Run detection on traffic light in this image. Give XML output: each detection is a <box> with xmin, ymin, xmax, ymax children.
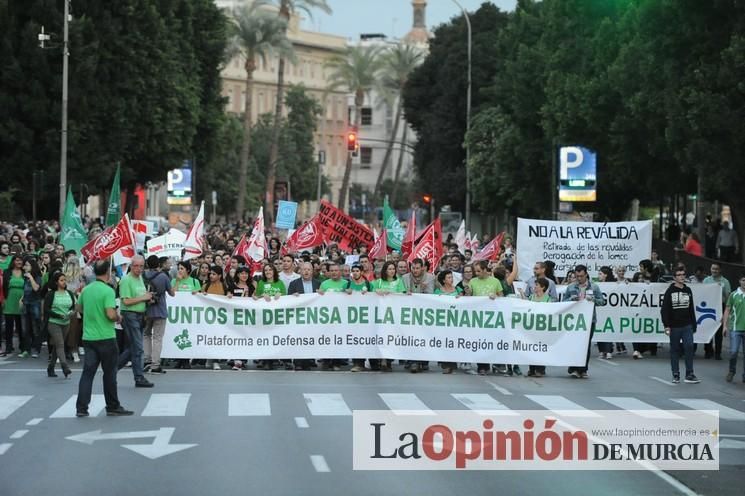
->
<box><xmin>422</xmin><ymin>194</ymin><xmax>432</xmax><ymax>205</ymax></box>
<box><xmin>346</xmin><ymin>130</ymin><xmax>358</xmax><ymax>152</ymax></box>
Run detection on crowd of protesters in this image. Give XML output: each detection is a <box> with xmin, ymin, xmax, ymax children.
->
<box><xmin>0</xmin><ymin>218</ymin><xmax>743</xmax><ymax>386</ymax></box>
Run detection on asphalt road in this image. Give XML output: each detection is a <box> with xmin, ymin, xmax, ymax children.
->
<box><xmin>0</xmin><ymin>349</ymin><xmax>743</xmax><ymax>496</ymax></box>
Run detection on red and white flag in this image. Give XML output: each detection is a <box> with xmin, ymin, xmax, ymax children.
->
<box><xmin>245</xmin><ymin>207</ymin><xmax>268</xmax><ymax>263</ymax></box>
<box><xmin>472</xmin><ymin>232</ymin><xmax>506</xmax><ymax>262</ymax></box>
<box><xmin>401</xmin><ymin>210</ymin><xmax>417</xmax><ymax>258</ymax></box>
<box><xmin>81</xmin><ymin>214</ymin><xmax>135</xmax><ymax>263</ymax></box>
<box><xmin>471</xmin><ymin>233</ymin><xmax>480</xmax><ymax>251</ymax></box>
<box><xmin>183</xmin><ymin>201</ymin><xmax>206</xmax><ymax>260</ymax></box>
<box><xmin>407</xmin><ymin>218</ymin><xmax>443</xmax><ymax>273</ymax></box>
<box><xmin>464</xmin><ymin>231</ymin><xmax>472</xmax><ymax>251</ymax></box>
<box><xmin>282</xmin><ymin>215</ymin><xmax>324</xmax><ymax>255</ymax></box>
<box><xmin>454</xmin><ymin>220</ymin><xmax>467</xmax><ymax>254</ymax></box>
<box><xmin>369</xmin><ymin>228</ymin><xmax>388</xmax><ymax>261</ymax></box>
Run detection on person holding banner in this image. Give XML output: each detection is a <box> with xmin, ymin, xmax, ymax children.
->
<box><xmin>470</xmin><ymin>260</ymin><xmax>504</xmax><ymax>375</ymax></box>
<box><xmin>172</xmin><ymin>261</ymin><xmax>200</xmax><ymax>370</ymax></box>
<box><xmin>318</xmin><ymin>263</ymin><xmax>349</xmax><ymax>371</ymax></box>
<box><xmin>527</xmin><ymin>277</ymin><xmax>553</xmax><ymax>377</ymax></box>
<box><xmin>703</xmin><ymin>263</ymin><xmax>731</xmax><ymax>360</ymax></box>
<box><xmin>373</xmin><ymin>261</ymin><xmax>407</xmax><ymax>371</ymax></box>
<box><xmin>435</xmin><ymin>270</ymin><xmax>462</xmax><ymax>374</ymax></box>
<box><xmin>254</xmin><ymin>264</ymin><xmax>286</xmax><ymax>370</ymax></box>
<box><xmin>661</xmin><ymin>267</ymin><xmax>700</xmax><ymax>384</ymax></box>
<box><xmin>724</xmin><ymin>275</ymin><xmax>745</xmax><ymax>383</ymax></box>
<box><xmin>403</xmin><ymin>258</ymin><xmax>436</xmax><ymax>373</ymax></box>
<box><xmin>288</xmin><ymin>262</ymin><xmax>321</xmax><ymax>371</ymax></box>
<box><xmin>564</xmin><ymin>264</ymin><xmax>606</xmax><ymax>379</ymax></box>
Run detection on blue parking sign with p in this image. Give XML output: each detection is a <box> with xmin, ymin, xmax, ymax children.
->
<box><xmin>559</xmin><ymin>146</ymin><xmax>597</xmax><ymax>202</ymax></box>
<box><xmin>276</xmin><ymin>200</ymin><xmax>298</xmax><ymax>229</ymax></box>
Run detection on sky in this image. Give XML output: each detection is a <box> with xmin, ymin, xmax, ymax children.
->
<box><xmin>301</xmin><ymin>0</ymin><xmax>517</xmax><ymax>41</ymax></box>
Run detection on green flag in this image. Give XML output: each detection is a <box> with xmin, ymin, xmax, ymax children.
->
<box><xmin>105</xmin><ymin>163</ymin><xmax>121</xmax><ymax>227</ymax></box>
<box><xmin>60</xmin><ymin>187</ymin><xmax>87</xmax><ymax>253</ymax></box>
<box><xmin>383</xmin><ymin>197</ymin><xmax>404</xmax><ymax>251</ymax></box>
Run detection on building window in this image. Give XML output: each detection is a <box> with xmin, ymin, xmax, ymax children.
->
<box><xmin>361</xmin><ymin>107</ymin><xmax>373</xmax><ymax>126</ymax></box>
<box><xmin>360</xmin><ymin>146</ymin><xmax>373</xmax><ymax>167</ymax></box>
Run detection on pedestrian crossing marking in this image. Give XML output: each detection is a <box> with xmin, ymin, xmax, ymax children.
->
<box><xmin>525</xmin><ymin>395</ymin><xmax>602</xmax><ymax>417</ymax></box>
<box><xmin>378</xmin><ymin>393</ymin><xmax>434</xmax><ymax>415</ymax></box>
<box><xmin>451</xmin><ymin>393</ymin><xmax>517</xmax><ymax>415</ymax></box>
<box><xmin>303</xmin><ymin>393</ymin><xmax>351</xmax><ymax>416</ymax></box>
<box><xmin>228</xmin><ymin>394</ymin><xmax>271</xmax><ymax>416</ymax></box>
<box><xmin>141</xmin><ymin>393</ymin><xmax>191</xmax><ymax>417</ymax></box>
<box><xmin>671</xmin><ymin>399</ymin><xmax>745</xmax><ymax>421</ymax></box>
<box><xmin>50</xmin><ymin>395</ymin><xmax>106</xmax><ymax>418</ymax></box>
<box><xmin>598</xmin><ymin>397</ymin><xmax>683</xmax><ymax>419</ymax></box>
<box><xmin>0</xmin><ymin>396</ymin><xmax>32</xmax><ymax>420</ymax></box>
<box><xmin>0</xmin><ymin>443</ymin><xmax>11</xmax><ymax>455</ymax></box>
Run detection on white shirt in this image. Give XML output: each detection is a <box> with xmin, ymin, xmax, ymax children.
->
<box><xmin>279</xmin><ymin>270</ymin><xmax>300</xmax><ymax>288</ymax></box>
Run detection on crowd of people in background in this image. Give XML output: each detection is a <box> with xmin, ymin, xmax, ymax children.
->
<box><xmin>0</xmin><ymin>218</ymin><xmax>743</xmax><ymax>387</ymax></box>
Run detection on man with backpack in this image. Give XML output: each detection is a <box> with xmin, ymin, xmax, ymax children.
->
<box><xmin>143</xmin><ymin>255</ymin><xmax>175</xmax><ymax>374</ymax></box>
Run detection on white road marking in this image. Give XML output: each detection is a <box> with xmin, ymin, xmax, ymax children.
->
<box><xmin>50</xmin><ymin>395</ymin><xmax>106</xmax><ymax>418</ymax></box>
<box><xmin>598</xmin><ymin>397</ymin><xmax>683</xmax><ymax>419</ymax></box>
<box><xmin>671</xmin><ymin>399</ymin><xmax>745</xmax><ymax>421</ymax></box>
<box><xmin>593</xmin><ymin>357</ymin><xmax>619</xmax><ymax>366</ymax></box>
<box><xmin>141</xmin><ymin>394</ymin><xmax>191</xmax><ymax>417</ymax></box>
<box><xmin>0</xmin><ymin>396</ymin><xmax>33</xmax><ymax>420</ymax></box>
<box><xmin>378</xmin><ymin>393</ymin><xmax>434</xmax><ymax>415</ymax></box>
<box><xmin>228</xmin><ymin>394</ymin><xmax>271</xmax><ymax>416</ymax></box>
<box><xmin>310</xmin><ymin>455</ymin><xmax>330</xmax><ymax>472</ymax></box>
<box><xmin>0</xmin><ymin>443</ymin><xmax>11</xmax><ymax>455</ymax></box>
<box><xmin>649</xmin><ymin>376</ymin><xmax>676</xmax><ymax>386</ymax></box>
<box><xmin>525</xmin><ymin>395</ymin><xmax>602</xmax><ymax>417</ymax></box>
<box><xmin>26</xmin><ymin>418</ymin><xmax>43</xmax><ymax>426</ymax></box>
<box><xmin>295</xmin><ymin>417</ymin><xmax>309</xmax><ymax>428</ymax></box>
<box><xmin>304</xmin><ymin>393</ymin><xmax>352</xmax><ymax>416</ymax></box>
<box><xmin>719</xmin><ymin>439</ymin><xmax>745</xmax><ymax>449</ymax></box>
<box><xmin>9</xmin><ymin>430</ymin><xmax>28</xmax><ymax>439</ymax></box>
<box><xmin>485</xmin><ymin>381</ymin><xmax>512</xmax><ymax>395</ymax></box>
<box><xmin>451</xmin><ymin>393</ymin><xmax>517</xmax><ymax>415</ymax></box>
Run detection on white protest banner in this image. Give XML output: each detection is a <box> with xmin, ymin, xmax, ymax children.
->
<box><xmin>516</xmin><ymin>218</ymin><xmax>652</xmax><ymax>278</ymax></box>
<box><xmin>593</xmin><ymin>282</ymin><xmax>721</xmax><ymax>343</ymax></box>
<box><xmin>163</xmin><ymin>293</ymin><xmax>594</xmax><ymax>366</ymax></box>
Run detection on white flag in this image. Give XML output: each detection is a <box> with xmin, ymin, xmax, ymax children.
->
<box><xmin>471</xmin><ymin>233</ymin><xmax>480</xmax><ymax>251</ymax></box>
<box><xmin>246</xmin><ymin>207</ymin><xmax>267</xmax><ymax>262</ymax></box>
<box><xmin>183</xmin><ymin>201</ymin><xmax>206</xmax><ymax>260</ymax></box>
<box><xmin>454</xmin><ymin>220</ymin><xmax>466</xmax><ymax>254</ymax></box>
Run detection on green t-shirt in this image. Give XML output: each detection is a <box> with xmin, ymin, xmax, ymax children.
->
<box><xmin>49</xmin><ymin>290</ymin><xmax>73</xmax><ymax>325</ymax></box>
<box><xmin>347</xmin><ymin>279</ymin><xmax>371</xmax><ymax>292</ymax></box>
<box><xmin>256</xmin><ymin>280</ymin><xmax>286</xmax><ymax>297</ymax></box>
<box><xmin>0</xmin><ymin>257</ymin><xmax>11</xmax><ymax>271</ymax></box>
<box><xmin>78</xmin><ymin>281</ymin><xmax>116</xmax><ymax>341</ymax></box>
<box><xmin>119</xmin><ymin>273</ymin><xmax>147</xmax><ymax>313</ymax></box>
<box><xmin>530</xmin><ymin>293</ymin><xmax>551</xmax><ymax>303</ymax></box>
<box><xmin>3</xmin><ymin>274</ymin><xmax>25</xmax><ymax>315</ymax></box>
<box><xmin>320</xmin><ymin>278</ymin><xmax>347</xmax><ymax>293</ymax></box>
<box><xmin>470</xmin><ymin>276</ymin><xmax>503</xmax><ymax>297</ymax></box>
<box><xmin>372</xmin><ymin>278</ymin><xmax>407</xmax><ymax>294</ymax></box>
<box><xmin>172</xmin><ymin>277</ymin><xmax>201</xmax><ymax>293</ymax></box>
<box><xmin>726</xmin><ymin>289</ymin><xmax>745</xmax><ymax>331</ymax></box>
<box><xmin>435</xmin><ymin>287</ymin><xmax>463</xmax><ymax>296</ymax></box>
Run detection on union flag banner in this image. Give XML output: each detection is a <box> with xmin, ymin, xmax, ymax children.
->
<box><xmin>369</xmin><ymin>227</ymin><xmax>388</xmax><ymax>261</ymax></box>
<box><xmin>472</xmin><ymin>232</ymin><xmax>506</xmax><ymax>262</ymax></box>
<box><xmin>317</xmin><ymin>200</ymin><xmax>374</xmax><ymax>252</ymax></box>
<box><xmin>81</xmin><ymin>214</ymin><xmax>135</xmax><ymax>263</ymax></box>
<box><xmin>407</xmin><ymin>218</ymin><xmax>443</xmax><ymax>273</ymax></box>
<box><xmin>401</xmin><ymin>210</ymin><xmax>417</xmax><ymax>258</ymax></box>
<box><xmin>282</xmin><ymin>215</ymin><xmax>324</xmax><ymax>255</ymax></box>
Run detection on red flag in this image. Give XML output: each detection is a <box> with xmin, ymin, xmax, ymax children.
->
<box><xmin>245</xmin><ymin>207</ymin><xmax>268</xmax><ymax>263</ymax></box>
<box><xmin>369</xmin><ymin>228</ymin><xmax>388</xmax><ymax>261</ymax></box>
<box><xmin>401</xmin><ymin>210</ymin><xmax>416</xmax><ymax>258</ymax></box>
<box><xmin>317</xmin><ymin>200</ymin><xmax>374</xmax><ymax>252</ymax></box>
<box><xmin>407</xmin><ymin>218</ymin><xmax>443</xmax><ymax>273</ymax></box>
<box><xmin>464</xmin><ymin>231</ymin><xmax>472</xmax><ymax>251</ymax></box>
<box><xmin>81</xmin><ymin>214</ymin><xmax>135</xmax><ymax>263</ymax></box>
<box><xmin>282</xmin><ymin>215</ymin><xmax>325</xmax><ymax>255</ymax></box>
<box><xmin>472</xmin><ymin>232</ymin><xmax>506</xmax><ymax>262</ymax></box>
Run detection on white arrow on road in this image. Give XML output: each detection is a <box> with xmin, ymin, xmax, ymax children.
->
<box><xmin>66</xmin><ymin>427</ymin><xmax>197</xmax><ymax>459</ymax></box>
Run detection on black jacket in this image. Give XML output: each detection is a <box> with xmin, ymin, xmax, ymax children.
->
<box><xmin>660</xmin><ymin>283</ymin><xmax>697</xmax><ymax>331</ymax></box>
<box><xmin>42</xmin><ymin>289</ymin><xmax>77</xmax><ymax>331</ymax></box>
<box><xmin>287</xmin><ymin>278</ymin><xmax>320</xmax><ymax>295</ymax></box>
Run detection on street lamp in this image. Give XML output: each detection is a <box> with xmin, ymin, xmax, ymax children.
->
<box><xmin>450</xmin><ymin>0</ymin><xmax>472</xmax><ymax>231</ymax></box>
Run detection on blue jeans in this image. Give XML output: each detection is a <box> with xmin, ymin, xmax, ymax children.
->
<box><xmin>76</xmin><ymin>338</ymin><xmax>121</xmax><ymax>413</ymax></box>
<box><xmin>118</xmin><ymin>311</ymin><xmax>145</xmax><ymax>381</ymax></box>
<box><xmin>729</xmin><ymin>331</ymin><xmax>745</xmax><ymax>378</ymax></box>
<box><xmin>669</xmin><ymin>325</ymin><xmax>695</xmax><ymax>378</ymax></box>
<box><xmin>21</xmin><ymin>302</ymin><xmax>41</xmax><ymax>353</ymax></box>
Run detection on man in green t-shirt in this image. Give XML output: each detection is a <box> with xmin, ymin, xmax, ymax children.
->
<box><xmin>724</xmin><ymin>275</ymin><xmax>745</xmax><ymax>382</ymax></box>
<box><xmin>318</xmin><ymin>263</ymin><xmax>347</xmax><ymax>370</ymax></box>
<box><xmin>470</xmin><ymin>260</ymin><xmax>503</xmax><ymax>375</ymax></box>
<box><xmin>347</xmin><ymin>264</ymin><xmax>372</xmax><ymax>372</ymax></box>
<box><xmin>75</xmin><ymin>259</ymin><xmax>133</xmax><ymax>417</ymax></box>
<box><xmin>117</xmin><ymin>255</ymin><xmax>154</xmax><ymax>388</ymax></box>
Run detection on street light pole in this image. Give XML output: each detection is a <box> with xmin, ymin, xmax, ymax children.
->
<box><xmin>451</xmin><ymin>0</ymin><xmax>472</xmax><ymax>231</ymax></box>
<box><xmin>58</xmin><ymin>0</ymin><xmax>70</xmax><ymax>220</ymax></box>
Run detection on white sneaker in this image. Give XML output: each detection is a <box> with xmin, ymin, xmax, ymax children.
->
<box><xmin>213</xmin><ymin>362</ymin><xmax>221</xmax><ymax>370</ymax></box>
<box><xmin>632</xmin><ymin>351</ymin><xmax>642</xmax><ymax>359</ymax></box>
<box><xmin>78</xmin><ymin>346</ymin><xmax>85</xmax><ymax>356</ymax></box>
<box><xmin>605</xmin><ymin>353</ymin><xmax>612</xmax><ymax>359</ymax></box>
<box><xmin>72</xmin><ymin>352</ymin><xmax>80</xmax><ymax>363</ymax></box>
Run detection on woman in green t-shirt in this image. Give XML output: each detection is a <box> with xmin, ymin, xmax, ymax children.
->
<box><xmin>254</xmin><ymin>264</ymin><xmax>286</xmax><ymax>300</ymax></box>
<box><xmin>42</xmin><ymin>272</ymin><xmax>75</xmax><ymax>378</ymax></box>
<box><xmin>172</xmin><ymin>261</ymin><xmax>201</xmax><ymax>294</ymax></box>
<box><xmin>527</xmin><ymin>277</ymin><xmax>552</xmax><ymax>378</ymax></box>
<box><xmin>372</xmin><ymin>261</ymin><xmax>406</xmax><ymax>371</ymax></box>
<box><xmin>435</xmin><ymin>270</ymin><xmax>462</xmax><ymax>374</ymax></box>
<box><xmin>2</xmin><ymin>256</ymin><xmax>25</xmax><ymax>356</ymax></box>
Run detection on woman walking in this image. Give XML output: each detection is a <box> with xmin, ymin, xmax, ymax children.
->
<box><xmin>43</xmin><ymin>272</ymin><xmax>75</xmax><ymax>378</ymax></box>
<box><xmin>2</xmin><ymin>256</ymin><xmax>25</xmax><ymax>356</ymax></box>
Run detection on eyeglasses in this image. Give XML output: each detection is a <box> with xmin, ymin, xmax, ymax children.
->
<box><xmin>675</xmin><ymin>273</ymin><xmax>686</xmax><ymax>277</ymax></box>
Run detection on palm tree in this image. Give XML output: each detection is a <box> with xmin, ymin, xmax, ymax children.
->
<box><xmin>265</xmin><ymin>0</ymin><xmax>331</xmax><ymax>224</ymax></box>
<box><xmin>326</xmin><ymin>45</ymin><xmax>384</xmax><ymax>210</ymax></box>
<box><xmin>227</xmin><ymin>1</ymin><xmax>293</xmax><ymax>220</ymax></box>
<box><xmin>373</xmin><ymin>43</ymin><xmax>424</xmax><ymax>201</ymax></box>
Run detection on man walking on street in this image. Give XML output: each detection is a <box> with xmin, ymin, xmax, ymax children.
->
<box><xmin>716</xmin><ymin>221</ymin><xmax>739</xmax><ymax>262</ymax></box>
<box><xmin>661</xmin><ymin>266</ymin><xmax>700</xmax><ymax>384</ymax></box>
<box><xmin>564</xmin><ymin>264</ymin><xmax>606</xmax><ymax>378</ymax></box>
<box><xmin>75</xmin><ymin>260</ymin><xmax>133</xmax><ymax>417</ymax></box>
<box><xmin>724</xmin><ymin>275</ymin><xmax>745</xmax><ymax>383</ymax></box>
<box><xmin>704</xmin><ymin>263</ymin><xmax>731</xmax><ymax>360</ymax></box>
<box><xmin>402</xmin><ymin>258</ymin><xmax>435</xmax><ymax>373</ymax></box>
<box><xmin>143</xmin><ymin>256</ymin><xmax>174</xmax><ymax>374</ymax></box>
<box><xmin>117</xmin><ymin>255</ymin><xmax>154</xmax><ymax>387</ymax></box>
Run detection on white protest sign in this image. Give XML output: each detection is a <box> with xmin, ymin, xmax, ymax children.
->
<box><xmin>516</xmin><ymin>218</ymin><xmax>652</xmax><ymax>278</ymax></box>
<box><xmin>162</xmin><ymin>293</ymin><xmax>594</xmax><ymax>366</ymax></box>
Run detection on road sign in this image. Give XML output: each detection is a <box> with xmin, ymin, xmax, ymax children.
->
<box><xmin>559</xmin><ymin>146</ymin><xmax>596</xmax><ymax>202</ymax></box>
